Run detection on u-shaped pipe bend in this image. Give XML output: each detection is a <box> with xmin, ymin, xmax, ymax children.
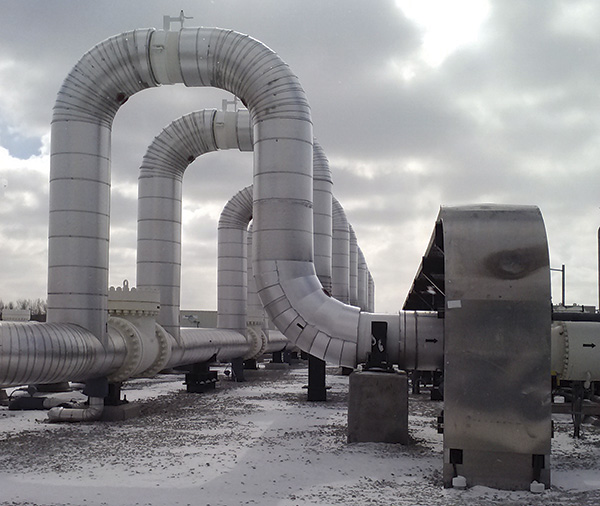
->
<box><xmin>49</xmin><ymin>26</ymin><xmax>382</xmax><ymax>369</ymax></box>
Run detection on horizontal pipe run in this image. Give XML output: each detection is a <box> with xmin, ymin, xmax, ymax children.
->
<box><xmin>0</xmin><ymin>322</ymin><xmax>125</xmax><ymax>388</ymax></box>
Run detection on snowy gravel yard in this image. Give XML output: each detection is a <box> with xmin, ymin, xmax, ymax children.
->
<box><xmin>1</xmin><ymin>363</ymin><xmax>600</xmax><ymax>505</ymax></box>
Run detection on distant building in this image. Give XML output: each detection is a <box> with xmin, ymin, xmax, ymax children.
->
<box><xmin>180</xmin><ymin>310</ymin><xmax>217</xmax><ymax>328</ymax></box>
<box><xmin>553</xmin><ymin>304</ymin><xmax>596</xmax><ymax>314</ymax></box>
<box><xmin>1</xmin><ymin>309</ymin><xmax>31</xmax><ymax>321</ymax></box>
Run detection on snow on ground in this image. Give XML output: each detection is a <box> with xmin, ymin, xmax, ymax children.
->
<box><xmin>1</xmin><ymin>363</ymin><xmax>600</xmax><ymax>506</ymax></box>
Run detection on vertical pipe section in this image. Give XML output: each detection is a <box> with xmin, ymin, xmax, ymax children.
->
<box><xmin>136</xmin><ymin>109</ymin><xmax>252</xmax><ymax>340</ymax></box>
<box><xmin>332</xmin><ymin>197</ymin><xmax>350</xmax><ymax>304</ymax></box>
<box><xmin>312</xmin><ymin>141</ymin><xmax>333</xmax><ymax>294</ymax></box>
<box><xmin>246</xmin><ymin>224</ymin><xmax>267</xmax><ymax>330</ymax></box>
<box><xmin>52</xmin><ymin>26</ymin><xmax>379</xmax><ymax>370</ymax></box>
<box><xmin>217</xmin><ymin>186</ymin><xmax>253</xmax><ymax>336</ymax></box>
<box><xmin>49</xmin><ymin>29</ymin><xmax>157</xmax><ymax>342</ymax></box>
<box><xmin>358</xmin><ymin>248</ymin><xmax>368</xmax><ymax>310</ymax></box>
<box><xmin>349</xmin><ymin>226</ymin><xmax>359</xmax><ymax>307</ymax></box>
<box><xmin>368</xmin><ymin>272</ymin><xmax>375</xmax><ymax>312</ymax></box>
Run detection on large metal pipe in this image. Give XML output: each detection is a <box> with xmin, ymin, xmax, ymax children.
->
<box><xmin>137</xmin><ymin>109</ymin><xmax>252</xmax><ymax>340</ymax></box>
<box><xmin>0</xmin><ymin>322</ymin><xmax>125</xmax><ymax>387</ymax></box>
<box><xmin>169</xmin><ymin>327</ymin><xmax>249</xmax><ymax>366</ymax></box>
<box><xmin>358</xmin><ymin>248</ymin><xmax>368</xmax><ymax>310</ymax></box>
<box><xmin>349</xmin><ymin>225</ymin><xmax>359</xmax><ymax>306</ymax></box>
<box><xmin>47</xmin><ymin>26</ymin><xmax>387</xmax><ymax>371</ymax></box>
<box><xmin>312</xmin><ymin>141</ymin><xmax>333</xmax><ymax>294</ymax></box>
<box><xmin>332</xmin><ymin>197</ymin><xmax>350</xmax><ymax>304</ymax></box>
<box><xmin>217</xmin><ymin>185</ymin><xmax>253</xmax><ymax>336</ymax></box>
<box><xmin>137</xmin><ymin>101</ymin><xmax>339</xmax><ymax>358</ymax></box>
<box><xmin>551</xmin><ymin>320</ymin><xmax>600</xmax><ymax>384</ymax></box>
<box><xmin>246</xmin><ymin>223</ymin><xmax>268</xmax><ymax>331</ymax></box>
<box><xmin>0</xmin><ymin>313</ymin><xmax>255</xmax><ymax>390</ymax></box>
<box><xmin>368</xmin><ymin>272</ymin><xmax>375</xmax><ymax>313</ymax></box>
<box><xmin>48</xmin><ymin>396</ymin><xmax>104</xmax><ymax>423</ymax></box>
<box><xmin>48</xmin><ymin>29</ymin><xmax>157</xmax><ymax>344</ymax></box>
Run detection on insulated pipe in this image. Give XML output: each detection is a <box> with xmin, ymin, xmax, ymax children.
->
<box><xmin>137</xmin><ymin>109</ymin><xmax>252</xmax><ymax>340</ymax></box>
<box><xmin>168</xmin><ymin>327</ymin><xmax>250</xmax><ymax>366</ymax></box>
<box><xmin>136</xmin><ymin>99</ymin><xmax>335</xmax><ymax>352</ymax></box>
<box><xmin>312</xmin><ymin>141</ymin><xmax>333</xmax><ymax>294</ymax></box>
<box><xmin>218</xmin><ymin>187</ymin><xmax>269</xmax><ymax>360</ymax></box>
<box><xmin>246</xmin><ymin>224</ymin><xmax>270</xmax><ymax>358</ymax></box>
<box><xmin>50</xmin><ymin>27</ymin><xmax>379</xmax><ymax>369</ymax></box>
<box><xmin>48</xmin><ymin>29</ymin><xmax>157</xmax><ymax>343</ymax></box>
<box><xmin>368</xmin><ymin>272</ymin><xmax>375</xmax><ymax>312</ymax></box>
<box><xmin>246</xmin><ymin>224</ymin><xmax>267</xmax><ymax>330</ymax></box>
<box><xmin>48</xmin><ymin>396</ymin><xmax>104</xmax><ymax>423</ymax></box>
<box><xmin>399</xmin><ymin>311</ymin><xmax>444</xmax><ymax>372</ymax></box>
<box><xmin>0</xmin><ymin>322</ymin><xmax>126</xmax><ymax>387</ymax></box>
<box><xmin>221</xmin><ymin>176</ymin><xmax>336</xmax><ymax>357</ymax></box>
<box><xmin>358</xmin><ymin>248</ymin><xmax>368</xmax><ymax>310</ymax></box>
<box><xmin>349</xmin><ymin>226</ymin><xmax>359</xmax><ymax>306</ymax></box>
<box><xmin>551</xmin><ymin>321</ymin><xmax>600</xmax><ymax>383</ymax></box>
<box><xmin>217</xmin><ymin>185</ymin><xmax>253</xmax><ymax>336</ymax></box>
<box><xmin>264</xmin><ymin>330</ymin><xmax>292</xmax><ymax>353</ymax></box>
<box><xmin>0</xmin><ymin>317</ymin><xmax>256</xmax><ymax>389</ymax></box>
<box><xmin>331</xmin><ymin>197</ymin><xmax>350</xmax><ymax>304</ymax></box>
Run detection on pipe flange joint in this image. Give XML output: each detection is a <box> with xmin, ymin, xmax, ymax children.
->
<box><xmin>244</xmin><ymin>326</ymin><xmax>267</xmax><ymax>359</ymax></box>
<box><xmin>138</xmin><ymin>323</ymin><xmax>172</xmax><ymax>377</ymax></box>
<box><xmin>107</xmin><ymin>316</ymin><xmax>143</xmax><ymax>382</ymax></box>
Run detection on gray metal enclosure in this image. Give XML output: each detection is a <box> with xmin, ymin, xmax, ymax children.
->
<box><xmin>441</xmin><ymin>205</ymin><xmax>552</xmax><ymax>489</ymax></box>
<box><xmin>406</xmin><ymin>204</ymin><xmax>552</xmax><ymax>490</ymax></box>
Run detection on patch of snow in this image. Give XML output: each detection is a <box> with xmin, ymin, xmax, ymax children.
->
<box><xmin>1</xmin><ymin>364</ymin><xmax>600</xmax><ymax>505</ymax></box>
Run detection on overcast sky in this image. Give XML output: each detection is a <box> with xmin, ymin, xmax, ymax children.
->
<box><xmin>1</xmin><ymin>0</ymin><xmax>599</xmax><ymax>313</ymax></box>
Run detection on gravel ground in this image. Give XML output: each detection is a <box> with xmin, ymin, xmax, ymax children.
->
<box><xmin>1</xmin><ymin>364</ymin><xmax>600</xmax><ymax>505</ymax></box>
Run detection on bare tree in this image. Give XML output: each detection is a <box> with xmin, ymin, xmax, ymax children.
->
<box><xmin>0</xmin><ymin>298</ymin><xmax>47</xmax><ymax>321</ymax></box>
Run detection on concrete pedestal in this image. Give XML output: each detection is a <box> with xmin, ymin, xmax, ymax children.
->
<box><xmin>347</xmin><ymin>370</ymin><xmax>409</xmax><ymax>444</ymax></box>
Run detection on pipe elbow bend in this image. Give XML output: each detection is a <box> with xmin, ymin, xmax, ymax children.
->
<box><xmin>255</xmin><ymin>259</ymin><xmax>361</xmax><ymax>368</ymax></box>
<box><xmin>47</xmin><ymin>396</ymin><xmax>104</xmax><ymax>423</ymax></box>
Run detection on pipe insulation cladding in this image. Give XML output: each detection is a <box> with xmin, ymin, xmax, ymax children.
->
<box><xmin>48</xmin><ymin>26</ymin><xmax>387</xmax><ymax>369</ymax></box>
<box><xmin>136</xmin><ymin>100</ymin><xmax>352</xmax><ymax>357</ymax></box>
<box><xmin>0</xmin><ymin>322</ymin><xmax>126</xmax><ymax>386</ymax></box>
<box><xmin>6</xmin><ymin>25</ymin><xmax>600</xmax><ymax>392</ymax></box>
<box><xmin>218</xmin><ymin>185</ymin><xmax>254</xmax><ymax>338</ymax></box>
<box><xmin>551</xmin><ymin>320</ymin><xmax>600</xmax><ymax>384</ymax></box>
<box><xmin>332</xmin><ymin>197</ymin><xmax>351</xmax><ymax>304</ymax></box>
<box><xmin>137</xmin><ymin>108</ymin><xmax>253</xmax><ymax>341</ymax></box>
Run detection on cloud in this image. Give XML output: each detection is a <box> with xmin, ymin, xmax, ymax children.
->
<box><xmin>0</xmin><ymin>143</ymin><xmax>49</xmax><ymax>301</ymax></box>
<box><xmin>0</xmin><ymin>0</ymin><xmax>599</xmax><ymax>314</ymax></box>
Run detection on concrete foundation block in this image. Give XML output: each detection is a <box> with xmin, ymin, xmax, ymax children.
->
<box><xmin>347</xmin><ymin>370</ymin><xmax>409</xmax><ymax>444</ymax></box>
